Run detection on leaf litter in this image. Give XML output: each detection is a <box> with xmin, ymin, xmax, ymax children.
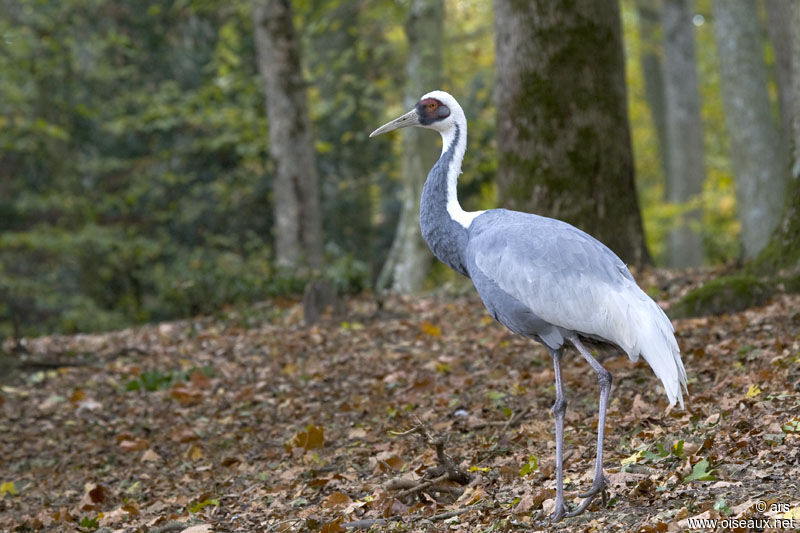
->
<box><xmin>1</xmin><ymin>270</ymin><xmax>799</xmax><ymax>531</ymax></box>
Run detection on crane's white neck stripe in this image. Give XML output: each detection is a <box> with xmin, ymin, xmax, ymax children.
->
<box><xmin>441</xmin><ymin>123</ymin><xmax>485</xmax><ymax>229</ymax></box>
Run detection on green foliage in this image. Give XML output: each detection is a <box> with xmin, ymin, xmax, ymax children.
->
<box><xmin>125</xmin><ymin>370</ymin><xmax>178</xmax><ymax>392</ymax></box>
<box><xmin>79</xmin><ymin>515</ymin><xmax>99</xmax><ymax>530</ymax></box>
<box><xmin>125</xmin><ymin>366</ymin><xmax>214</xmax><ymax>392</ymax></box>
<box><xmin>714</xmin><ymin>498</ymin><xmax>731</xmax><ymax>515</ymax></box>
<box><xmin>0</xmin><ymin>0</ymin><xmax>757</xmax><ymax>339</ymax></box>
<box><xmin>621</xmin><ymin>439</ymin><xmax>686</xmax><ymax>472</ymax></box>
<box><xmin>0</xmin><ymin>0</ymin><xmax>378</xmax><ymax>338</ymax></box>
<box><xmin>323</xmin><ymin>244</ymin><xmax>369</xmax><ymax>294</ymax></box>
<box><xmin>519</xmin><ymin>454</ymin><xmax>538</xmax><ymax>477</ymax></box>
<box><xmin>189</xmin><ymin>498</ymin><xmax>219</xmax><ymax>513</ymax></box>
<box><xmin>683</xmin><ymin>458</ymin><xmax>716</xmax><ymax>483</ymax></box>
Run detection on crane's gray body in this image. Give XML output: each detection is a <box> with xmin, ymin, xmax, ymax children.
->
<box><xmin>420</xmin><ymin>123</ymin><xmax>684</xmax><ymax>374</ymax></box>
<box><xmin>466</xmin><ymin>210</ymin><xmax>622</xmax><ymax>351</ymax></box>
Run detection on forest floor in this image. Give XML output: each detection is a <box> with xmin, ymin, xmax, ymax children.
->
<box><xmin>1</xmin><ymin>269</ymin><xmax>800</xmax><ymax>532</ymax></box>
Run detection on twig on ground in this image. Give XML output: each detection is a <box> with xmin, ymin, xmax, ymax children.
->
<box><xmin>394</xmin><ymin>473</ymin><xmax>451</xmax><ymax>500</ymax></box>
<box><xmin>385</xmin><ymin>420</ymin><xmax>472</xmax><ymax>503</ymax></box>
<box><xmin>471</xmin><ymin>405</ymin><xmax>531</xmax><ymax>430</ymax></box>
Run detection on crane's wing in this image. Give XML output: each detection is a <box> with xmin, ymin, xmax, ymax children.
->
<box><xmin>466</xmin><ymin>210</ymin><xmax>687</xmax><ymax>407</ymax></box>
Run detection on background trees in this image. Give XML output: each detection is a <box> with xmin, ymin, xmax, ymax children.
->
<box><xmin>713</xmin><ymin>0</ymin><xmax>788</xmax><ymax>259</ymax></box>
<box><xmin>0</xmin><ymin>0</ymin><xmax>797</xmax><ymax>339</ymax></box>
<box><xmin>377</xmin><ymin>0</ymin><xmax>443</xmax><ymax>293</ymax></box>
<box><xmin>661</xmin><ymin>0</ymin><xmax>706</xmax><ymax>268</ymax></box>
<box><xmin>493</xmin><ymin>0</ymin><xmax>649</xmax><ymax>266</ymax></box>
<box><xmin>253</xmin><ymin>0</ymin><xmax>323</xmax><ymax>271</ymax></box>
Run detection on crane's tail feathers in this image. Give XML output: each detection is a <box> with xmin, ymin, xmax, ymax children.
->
<box><xmin>615</xmin><ymin>291</ymin><xmax>688</xmax><ymax>409</ymax></box>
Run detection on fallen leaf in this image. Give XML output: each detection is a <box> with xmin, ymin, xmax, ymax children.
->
<box><xmin>320</xmin><ymin>519</ymin><xmax>345</xmax><ymax>533</ymax></box>
<box><xmin>69</xmin><ymin>389</ymin><xmax>86</xmax><ymax>404</ymax></box>
<box><xmin>343</xmin><ymin>500</ymin><xmax>367</xmax><ymax>515</ymax></box>
<box><xmin>119</xmin><ymin>438</ymin><xmax>148</xmax><ymax>452</ymax></box>
<box><xmin>141</xmin><ymin>449</ymin><xmax>162</xmax><ymax>462</ymax></box>
<box><xmin>180</xmin><ymin>525</ymin><xmax>213</xmax><ymax>533</ymax></box>
<box><xmin>322</xmin><ymin>491</ymin><xmax>352</xmax><ymax>508</ymax></box>
<box><xmin>621</xmin><ymin>450</ymin><xmax>645</xmax><ymax>466</ymax></box>
<box><xmin>0</xmin><ymin>481</ymin><xmax>18</xmax><ymax>497</ymax></box>
<box><xmin>783</xmin><ymin>506</ymin><xmax>800</xmax><ymax>520</ymax></box>
<box><xmin>79</xmin><ymin>483</ymin><xmax>109</xmax><ymax>511</ymax></box>
<box><xmin>98</xmin><ymin>507</ymin><xmax>127</xmax><ymax>526</ymax></box>
<box><xmin>683</xmin><ymin>458</ymin><xmax>715</xmax><ymax>482</ymax></box>
<box><xmin>171</xmin><ymin>384</ymin><xmax>202</xmax><ymax>405</ymax></box>
<box><xmin>186</xmin><ymin>444</ymin><xmax>205</xmax><ymax>461</ymax></box>
<box><xmin>292</xmin><ymin>425</ymin><xmax>324</xmax><ymax>450</ymax></box>
<box><xmin>519</xmin><ymin>454</ymin><xmax>538</xmax><ymax>476</ymax></box>
<box><xmin>190</xmin><ymin>371</ymin><xmax>211</xmax><ymax>388</ymax></box>
<box><xmin>420</xmin><ymin>321</ymin><xmax>441</xmax><ymax>337</ymax></box>
<box><xmin>745</xmin><ymin>384</ymin><xmax>761</xmax><ymax>398</ymax></box>
<box><xmin>513</xmin><ymin>493</ymin><xmax>535</xmax><ymax>514</ymax></box>
<box><xmin>347</xmin><ymin>428</ymin><xmax>367</xmax><ymax>440</ymax></box>
<box><xmin>458</xmin><ymin>486</ymin><xmax>486</xmax><ymax>506</ymax></box>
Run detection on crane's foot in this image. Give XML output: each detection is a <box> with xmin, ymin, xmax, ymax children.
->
<box><xmin>564</xmin><ymin>475</ymin><xmax>610</xmax><ymax>518</ymax></box>
<box><xmin>549</xmin><ymin>499</ymin><xmax>569</xmax><ymax>523</ymax></box>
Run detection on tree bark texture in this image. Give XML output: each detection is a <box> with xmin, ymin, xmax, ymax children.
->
<box><xmin>493</xmin><ymin>0</ymin><xmax>650</xmax><ymax>266</ymax></box>
<box><xmin>712</xmin><ymin>0</ymin><xmax>787</xmax><ymax>259</ymax></box>
<box><xmin>636</xmin><ymin>0</ymin><xmax>669</xmax><ymax>178</ymax></box>
<box><xmin>662</xmin><ymin>0</ymin><xmax>705</xmax><ymax>267</ymax></box>
<box><xmin>253</xmin><ymin>0</ymin><xmax>323</xmax><ymax>271</ymax></box>
<box><xmin>765</xmin><ymin>0</ymin><xmax>794</xmax><ymax>148</ymax></box>
<box><xmin>755</xmin><ymin>0</ymin><xmax>800</xmax><ymax>273</ymax></box>
<box><xmin>378</xmin><ymin>0</ymin><xmax>443</xmax><ymax>293</ymax></box>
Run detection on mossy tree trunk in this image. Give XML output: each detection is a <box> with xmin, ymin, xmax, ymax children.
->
<box><xmin>754</xmin><ymin>0</ymin><xmax>800</xmax><ymax>275</ymax></box>
<box><xmin>677</xmin><ymin>0</ymin><xmax>799</xmax><ymax>318</ymax></box>
<box><xmin>253</xmin><ymin>0</ymin><xmax>323</xmax><ymax>272</ymax></box>
<box><xmin>493</xmin><ymin>0</ymin><xmax>650</xmax><ymax>266</ymax></box>
<box><xmin>377</xmin><ymin>0</ymin><xmax>442</xmax><ymax>293</ymax></box>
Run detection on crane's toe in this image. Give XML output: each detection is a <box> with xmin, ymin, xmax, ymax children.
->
<box><xmin>549</xmin><ymin>501</ymin><xmax>569</xmax><ymax>523</ymax></box>
<box><xmin>578</xmin><ymin>475</ymin><xmax>610</xmax><ymax>501</ymax></box>
<box><xmin>564</xmin><ymin>476</ymin><xmax>610</xmax><ymax>518</ymax></box>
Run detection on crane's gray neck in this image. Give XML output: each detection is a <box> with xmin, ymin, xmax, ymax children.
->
<box><xmin>420</xmin><ymin>123</ymin><xmax>481</xmax><ymax>277</ymax></box>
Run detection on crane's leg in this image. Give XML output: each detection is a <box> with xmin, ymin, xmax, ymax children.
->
<box><xmin>549</xmin><ymin>347</ymin><xmax>569</xmax><ymax>522</ymax></box>
<box><xmin>565</xmin><ymin>336</ymin><xmax>611</xmax><ymax>517</ymax></box>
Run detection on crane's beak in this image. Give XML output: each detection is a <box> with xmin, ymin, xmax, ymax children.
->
<box><xmin>369</xmin><ymin>109</ymin><xmax>420</xmax><ymax>137</ymax></box>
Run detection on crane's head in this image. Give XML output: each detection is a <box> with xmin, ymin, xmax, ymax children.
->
<box><xmin>370</xmin><ymin>90</ymin><xmax>463</xmax><ymax>138</ymax></box>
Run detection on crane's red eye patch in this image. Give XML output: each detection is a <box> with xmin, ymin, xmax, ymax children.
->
<box><xmin>416</xmin><ymin>98</ymin><xmax>450</xmax><ymax>125</ymax></box>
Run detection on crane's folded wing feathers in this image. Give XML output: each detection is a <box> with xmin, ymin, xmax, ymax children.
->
<box><xmin>467</xmin><ymin>211</ymin><xmax>687</xmax><ymax>407</ymax></box>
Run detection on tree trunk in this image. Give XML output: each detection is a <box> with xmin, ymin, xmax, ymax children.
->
<box><xmin>636</xmin><ymin>0</ymin><xmax>669</xmax><ymax>178</ymax></box>
<box><xmin>754</xmin><ymin>0</ymin><xmax>800</xmax><ymax>274</ymax></box>
<box><xmin>377</xmin><ymin>0</ymin><xmax>442</xmax><ymax>293</ymax></box>
<box><xmin>712</xmin><ymin>0</ymin><xmax>787</xmax><ymax>259</ymax></box>
<box><xmin>662</xmin><ymin>0</ymin><xmax>705</xmax><ymax>267</ymax></box>
<box><xmin>493</xmin><ymin>0</ymin><xmax>650</xmax><ymax>266</ymax></box>
<box><xmin>765</xmin><ymin>0</ymin><xmax>794</xmax><ymax>148</ymax></box>
<box><xmin>253</xmin><ymin>0</ymin><xmax>323</xmax><ymax>271</ymax></box>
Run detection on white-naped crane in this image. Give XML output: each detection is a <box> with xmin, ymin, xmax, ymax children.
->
<box><xmin>370</xmin><ymin>91</ymin><xmax>687</xmax><ymax>521</ymax></box>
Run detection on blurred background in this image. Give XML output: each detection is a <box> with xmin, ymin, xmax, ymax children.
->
<box><xmin>0</xmin><ymin>0</ymin><xmax>795</xmax><ymax>338</ymax></box>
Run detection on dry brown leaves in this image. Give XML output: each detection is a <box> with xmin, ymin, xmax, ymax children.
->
<box><xmin>1</xmin><ymin>270</ymin><xmax>799</xmax><ymax>531</ymax></box>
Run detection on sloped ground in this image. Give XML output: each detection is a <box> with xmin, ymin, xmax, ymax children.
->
<box><xmin>1</xmin><ymin>270</ymin><xmax>799</xmax><ymax>532</ymax></box>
